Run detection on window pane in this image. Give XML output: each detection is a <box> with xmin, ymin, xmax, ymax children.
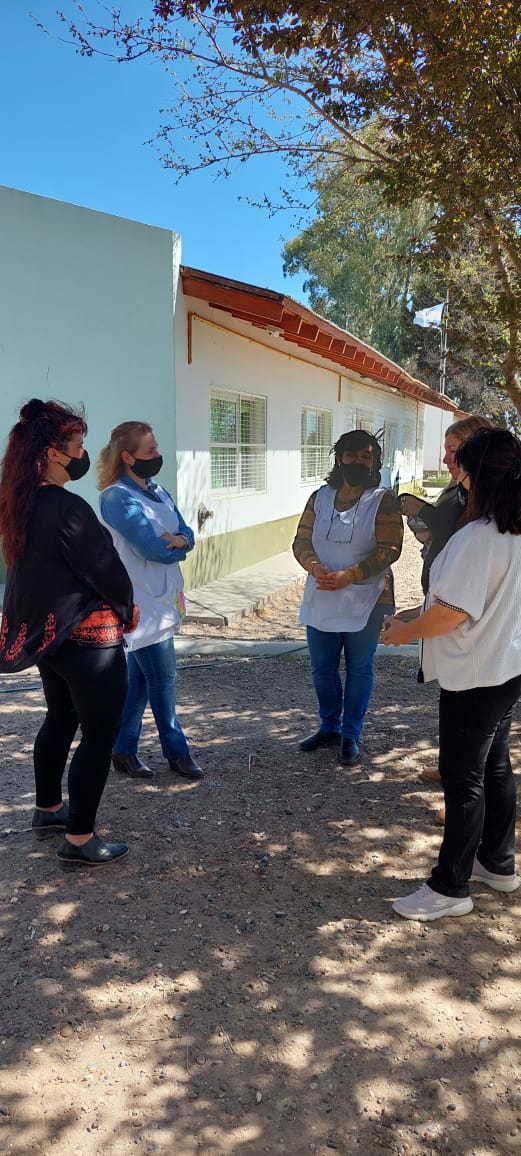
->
<box><xmin>241</xmin><ymin>397</ymin><xmax>266</xmax><ymax>445</ymax></box>
<box><xmin>240</xmin><ymin>447</ymin><xmax>266</xmax><ymax>491</ymax></box>
<box><xmin>317</xmin><ymin>410</ymin><xmax>332</xmax><ymax>449</ymax></box>
<box><xmin>211</xmin><ymin>390</ymin><xmax>266</xmax><ymax>492</ymax></box>
<box><xmin>317</xmin><ymin>444</ymin><xmax>331</xmax><ymax>479</ymax></box>
<box><xmin>211</xmin><ymin>447</ymin><xmax>237</xmax><ymax>490</ymax></box>
<box><xmin>301</xmin><ymin>407</ymin><xmax>332</xmax><ymax>482</ymax></box>
<box><xmin>303</xmin><ymin>409</ymin><xmax>317</xmax><ymax>446</ymax></box>
<box><xmin>211</xmin><ymin>397</ymin><xmax>237</xmax><ymax>444</ymax></box>
<box><xmin>301</xmin><ymin>446</ymin><xmax>317</xmax><ymax>482</ymax></box>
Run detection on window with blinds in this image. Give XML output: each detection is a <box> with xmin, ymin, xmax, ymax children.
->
<box><xmin>301</xmin><ymin>407</ymin><xmax>333</xmax><ymax>483</ymax></box>
<box><xmin>210</xmin><ymin>390</ymin><xmax>267</xmax><ymax>493</ymax></box>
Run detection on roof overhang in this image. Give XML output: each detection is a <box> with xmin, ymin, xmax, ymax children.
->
<box><xmin>181</xmin><ymin>267</ymin><xmax>461</xmax><ymax>414</ymax></box>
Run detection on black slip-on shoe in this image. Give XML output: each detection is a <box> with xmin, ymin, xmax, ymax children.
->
<box><xmin>57</xmin><ymin>834</ymin><xmax>129</xmax><ymax>871</ymax></box>
<box><xmin>32</xmin><ymin>803</ymin><xmax>70</xmax><ymax>841</ymax></box>
<box><xmin>299</xmin><ymin>730</ymin><xmax>341</xmax><ymax>752</ymax></box>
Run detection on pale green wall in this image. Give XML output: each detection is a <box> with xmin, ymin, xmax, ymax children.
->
<box><xmin>0</xmin><ymin>185</ymin><xmax>181</xmax><ymax>510</ymax></box>
<box><xmin>0</xmin><ymin>185</ymin><xmax>181</xmax><ymax>582</ymax></box>
<box><xmin>182</xmin><ymin>513</ymin><xmax>301</xmax><ymax>588</ymax></box>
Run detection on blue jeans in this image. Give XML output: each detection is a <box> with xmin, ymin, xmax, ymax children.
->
<box><xmin>114</xmin><ymin>638</ymin><xmax>190</xmax><ymax>761</ymax></box>
<box><xmin>306</xmin><ymin>602</ymin><xmax>386</xmax><ymax>741</ymax></box>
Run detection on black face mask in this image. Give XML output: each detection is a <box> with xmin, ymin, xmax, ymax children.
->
<box><xmin>131</xmin><ymin>454</ymin><xmax>163</xmax><ymax>480</ymax></box>
<box><xmin>342</xmin><ymin>463</ymin><xmax>373</xmax><ymax>488</ymax></box>
<box><xmin>63</xmin><ymin>450</ymin><xmax>90</xmax><ymax>481</ymax></box>
<box><xmin>457</xmin><ymin>482</ymin><xmax>468</xmax><ymax>507</ymax></box>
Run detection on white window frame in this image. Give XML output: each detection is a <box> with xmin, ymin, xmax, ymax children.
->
<box><xmin>210</xmin><ymin>388</ymin><xmax>267</xmax><ymax>495</ymax></box>
<box><xmin>300</xmin><ymin>406</ymin><xmax>333</xmax><ymax>484</ymax></box>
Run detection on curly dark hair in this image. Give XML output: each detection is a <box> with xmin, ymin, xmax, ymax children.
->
<box><xmin>456</xmin><ymin>428</ymin><xmax>521</xmax><ymax>535</ymax></box>
<box><xmin>325</xmin><ymin>429</ymin><xmax>383</xmax><ymax>490</ymax></box>
<box><xmin>0</xmin><ymin>398</ymin><xmax>87</xmax><ymax>566</ymax></box>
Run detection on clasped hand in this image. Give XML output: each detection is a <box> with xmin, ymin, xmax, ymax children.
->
<box><xmin>314</xmin><ymin>564</ymin><xmax>351</xmax><ymax>591</ymax></box>
<box><xmin>161</xmin><ymin>532</ymin><xmax>188</xmax><ymax>549</ymax></box>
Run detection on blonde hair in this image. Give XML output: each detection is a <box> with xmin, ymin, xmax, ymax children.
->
<box><xmin>97</xmin><ymin>421</ymin><xmax>153</xmax><ymax>490</ymax></box>
<box><xmin>445</xmin><ymin>414</ymin><xmax>494</xmax><ymax>444</ymax></box>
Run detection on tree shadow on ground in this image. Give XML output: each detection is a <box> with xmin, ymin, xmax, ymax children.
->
<box><xmin>1</xmin><ymin>653</ymin><xmax>520</xmax><ymax>1156</ymax></box>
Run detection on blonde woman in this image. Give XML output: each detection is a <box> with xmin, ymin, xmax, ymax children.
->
<box><xmin>400</xmin><ymin>414</ymin><xmax>494</xmax><ymax>595</ymax></box>
<box><xmin>98</xmin><ymin>422</ymin><xmax>202</xmax><ymax>781</ymax></box>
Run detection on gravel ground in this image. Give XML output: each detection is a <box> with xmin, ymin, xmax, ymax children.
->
<box><xmin>1</xmin><ymin>526</ymin><xmax>521</xmax><ymax>1156</ymax></box>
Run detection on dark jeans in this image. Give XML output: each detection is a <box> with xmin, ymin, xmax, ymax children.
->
<box><xmin>113</xmin><ymin>638</ymin><xmax>190</xmax><ymax>761</ymax></box>
<box><xmin>36</xmin><ymin>641</ymin><xmax>128</xmax><ymax>835</ymax></box>
<box><xmin>306</xmin><ymin>602</ymin><xmax>386</xmax><ymax>740</ymax></box>
<box><xmin>429</xmin><ymin>674</ymin><xmax>521</xmax><ymax>898</ymax></box>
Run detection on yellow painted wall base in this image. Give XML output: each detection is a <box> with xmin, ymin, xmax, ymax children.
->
<box><xmin>182</xmin><ymin>513</ymin><xmax>301</xmax><ymax>588</ymax></box>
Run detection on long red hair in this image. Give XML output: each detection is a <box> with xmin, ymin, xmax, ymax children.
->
<box><xmin>0</xmin><ymin>398</ymin><xmax>87</xmax><ymax>567</ymax></box>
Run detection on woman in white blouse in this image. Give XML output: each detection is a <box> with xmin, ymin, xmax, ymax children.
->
<box><xmin>382</xmin><ymin>428</ymin><xmax>521</xmax><ymax>920</ymax></box>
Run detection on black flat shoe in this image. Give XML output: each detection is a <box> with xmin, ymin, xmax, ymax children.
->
<box><xmin>32</xmin><ymin>803</ymin><xmax>70</xmax><ymax>841</ymax></box>
<box><xmin>168</xmin><ymin>754</ymin><xmax>204</xmax><ymax>780</ymax></box>
<box><xmin>340</xmin><ymin>737</ymin><xmax>360</xmax><ymax>766</ymax></box>
<box><xmin>57</xmin><ymin>834</ymin><xmax>129</xmax><ymax>870</ymax></box>
<box><xmin>299</xmin><ymin>730</ymin><xmax>341</xmax><ymax>752</ymax></box>
<box><xmin>112</xmin><ymin>752</ymin><xmax>153</xmax><ymax>779</ymax></box>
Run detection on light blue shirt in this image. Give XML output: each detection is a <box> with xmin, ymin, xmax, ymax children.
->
<box><xmin>99</xmin><ymin>477</ymin><xmax>194</xmax><ymax>565</ymax></box>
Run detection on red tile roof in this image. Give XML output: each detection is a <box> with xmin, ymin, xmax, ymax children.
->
<box><xmin>181</xmin><ymin>267</ymin><xmax>462</xmax><ymax>414</ymax></box>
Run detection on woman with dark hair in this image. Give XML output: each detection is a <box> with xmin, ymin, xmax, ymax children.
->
<box><xmin>98</xmin><ymin>421</ymin><xmax>199</xmax><ymax>781</ymax></box>
<box><xmin>383</xmin><ymin>428</ymin><xmax>521</xmax><ymax>920</ymax></box>
<box><xmin>0</xmin><ymin>399</ymin><xmax>137</xmax><ymax>869</ymax></box>
<box><xmin>293</xmin><ymin>429</ymin><xmax>403</xmax><ymax>765</ymax></box>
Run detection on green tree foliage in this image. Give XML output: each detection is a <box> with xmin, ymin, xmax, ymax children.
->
<box><xmin>282</xmin><ymin>164</ymin><xmax>517</xmax><ymax>425</ymax></box>
<box><xmin>281</xmin><ymin>161</ymin><xmax>432</xmax><ymax>364</ymax></box>
<box><xmin>57</xmin><ymin>1</ymin><xmax>521</xmax><ymax>412</ymax></box>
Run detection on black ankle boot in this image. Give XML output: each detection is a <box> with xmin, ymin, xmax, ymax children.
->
<box><xmin>299</xmin><ymin>730</ymin><xmax>340</xmax><ymax>752</ymax></box>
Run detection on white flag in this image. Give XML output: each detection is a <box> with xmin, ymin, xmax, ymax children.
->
<box><xmin>413</xmin><ymin>302</ymin><xmax>444</xmax><ymax>328</ymax></box>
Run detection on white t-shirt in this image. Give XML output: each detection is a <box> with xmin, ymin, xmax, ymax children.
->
<box><xmin>421</xmin><ymin>517</ymin><xmax>521</xmax><ymax>690</ymax></box>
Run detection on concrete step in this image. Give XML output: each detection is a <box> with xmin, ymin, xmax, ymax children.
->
<box><xmin>184</xmin><ymin>551</ymin><xmax>305</xmax><ymax>627</ymax></box>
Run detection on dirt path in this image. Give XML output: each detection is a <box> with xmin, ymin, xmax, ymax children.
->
<box><xmin>1</xmin><ymin>529</ymin><xmax>521</xmax><ymax>1155</ymax></box>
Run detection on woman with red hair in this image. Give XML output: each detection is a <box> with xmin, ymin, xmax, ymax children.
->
<box><xmin>0</xmin><ymin>398</ymin><xmax>137</xmax><ymax>869</ymax></box>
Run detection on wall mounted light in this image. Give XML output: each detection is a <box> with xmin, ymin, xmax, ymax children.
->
<box><xmin>197</xmin><ymin>503</ymin><xmax>215</xmax><ymax>533</ymax></box>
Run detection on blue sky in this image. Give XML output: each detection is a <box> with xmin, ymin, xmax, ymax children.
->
<box><xmin>0</xmin><ymin>2</ymin><xmax>307</xmax><ymax>298</ymax></box>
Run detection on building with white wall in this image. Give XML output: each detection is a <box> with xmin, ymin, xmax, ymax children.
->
<box><xmin>0</xmin><ymin>184</ymin><xmax>461</xmax><ymax>585</ymax></box>
<box><xmin>423</xmin><ymin>404</ymin><xmax>455</xmax><ymax>476</ymax></box>
<box><xmin>175</xmin><ymin>269</ymin><xmax>460</xmax><ymax>585</ymax></box>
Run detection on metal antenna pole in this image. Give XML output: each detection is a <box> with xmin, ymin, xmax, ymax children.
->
<box><xmin>439</xmin><ymin>290</ymin><xmax>449</xmax><ymax>395</ymax></box>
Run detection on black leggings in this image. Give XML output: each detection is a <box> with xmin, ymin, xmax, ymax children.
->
<box><xmin>35</xmin><ymin>641</ymin><xmax>128</xmax><ymax>835</ymax></box>
<box><xmin>429</xmin><ymin>674</ymin><xmax>521</xmax><ymax>898</ymax></box>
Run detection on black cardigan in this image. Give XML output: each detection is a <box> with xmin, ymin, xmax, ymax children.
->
<box><xmin>0</xmin><ymin>486</ymin><xmax>134</xmax><ymax>672</ymax></box>
<box><xmin>419</xmin><ymin>484</ymin><xmax>464</xmax><ymax>593</ymax></box>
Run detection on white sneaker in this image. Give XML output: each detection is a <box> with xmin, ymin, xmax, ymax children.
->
<box><xmin>393</xmin><ymin>882</ymin><xmax>474</xmax><ymax>921</ymax></box>
<box><xmin>471</xmin><ymin>857</ymin><xmax>520</xmax><ymax>893</ymax></box>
